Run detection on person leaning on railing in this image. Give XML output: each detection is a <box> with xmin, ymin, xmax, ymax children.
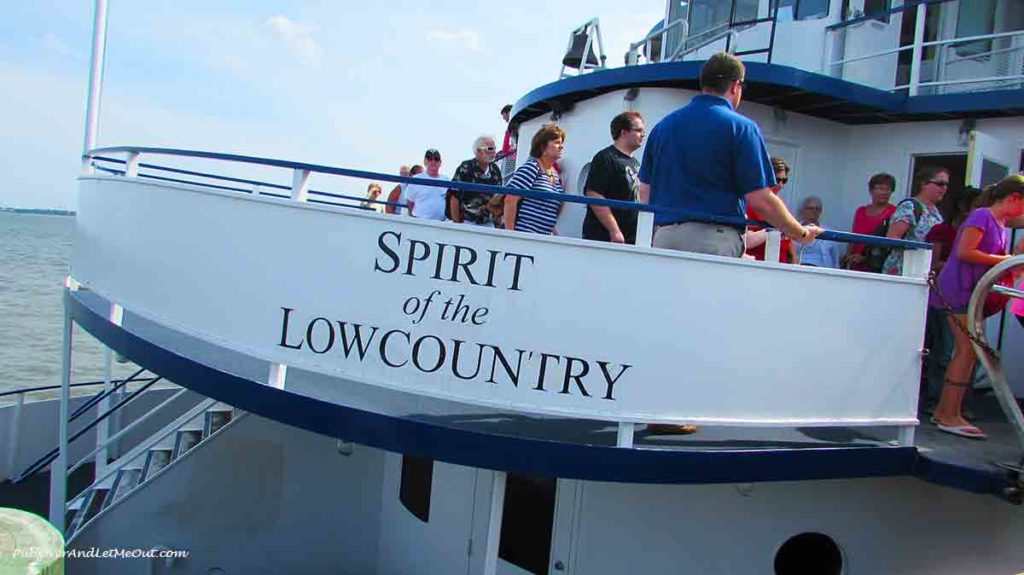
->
<box><xmin>360</xmin><ymin>182</ymin><xmax>385</xmax><ymax>213</ymax></box>
<box><xmin>881</xmin><ymin>166</ymin><xmax>948</xmax><ymax>276</ymax></box>
<box><xmin>447</xmin><ymin>135</ymin><xmax>503</xmax><ymax>227</ymax></box>
<box><xmin>504</xmin><ymin>123</ymin><xmax>566</xmax><ymax>235</ymax></box>
<box><xmin>843</xmin><ymin>172</ymin><xmax>896</xmax><ymax>271</ymax></box>
<box><xmin>929</xmin><ymin>175</ymin><xmax>1024</xmax><ymax>440</ymax></box>
<box><xmin>637</xmin><ymin>52</ymin><xmax>821</xmax><ymax>258</ymax></box>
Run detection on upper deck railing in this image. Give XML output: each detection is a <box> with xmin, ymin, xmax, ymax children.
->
<box><xmin>620</xmin><ymin>1</ymin><xmax>1023</xmax><ymax>97</ymax></box>
<box><xmin>83</xmin><ymin>146</ymin><xmax>930</xmax><ymax>257</ymax></box>
<box><xmin>825</xmin><ymin>0</ymin><xmax>1023</xmax><ymax>95</ymax></box>
<box><xmin>78</xmin><ymin>146</ymin><xmax>933</xmax><ymax>451</ymax></box>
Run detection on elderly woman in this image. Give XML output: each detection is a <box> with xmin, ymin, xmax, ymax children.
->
<box><xmin>880</xmin><ymin>166</ymin><xmax>948</xmax><ymax>275</ymax></box>
<box><xmin>504</xmin><ymin>123</ymin><xmax>566</xmax><ymax>235</ymax></box>
<box><xmin>845</xmin><ymin>173</ymin><xmax>897</xmax><ymax>271</ymax></box>
<box><xmin>792</xmin><ymin>196</ymin><xmax>841</xmax><ymax>267</ymax></box>
<box><xmin>929</xmin><ymin>175</ymin><xmax>1024</xmax><ymax>439</ymax></box>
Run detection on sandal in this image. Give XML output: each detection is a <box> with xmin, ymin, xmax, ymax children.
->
<box><xmin>935</xmin><ymin>422</ymin><xmax>987</xmax><ymax>440</ymax></box>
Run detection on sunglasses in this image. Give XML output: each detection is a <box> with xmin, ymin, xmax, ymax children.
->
<box><xmin>478</xmin><ymin>146</ymin><xmax>496</xmax><ymax>152</ymax></box>
<box><xmin>777</xmin><ymin>177</ymin><xmax>788</xmax><ymax>184</ymax></box>
<box><xmin>928</xmin><ymin>180</ymin><xmax>949</xmax><ymax>188</ymax></box>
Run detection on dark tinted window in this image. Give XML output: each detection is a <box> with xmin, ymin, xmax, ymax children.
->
<box><xmin>399</xmin><ymin>455</ymin><xmax>433</xmax><ymax>522</ymax></box>
<box><xmin>498</xmin><ymin>474</ymin><xmax>556</xmax><ymax>575</ymax></box>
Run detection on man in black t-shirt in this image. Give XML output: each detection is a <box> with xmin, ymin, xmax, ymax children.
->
<box><xmin>582</xmin><ymin>111</ymin><xmax>645</xmax><ymax>244</ymax></box>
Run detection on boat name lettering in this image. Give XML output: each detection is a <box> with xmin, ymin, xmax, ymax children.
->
<box><xmin>277</xmin><ymin>307</ymin><xmax>629</xmax><ymax>401</ymax></box>
<box><xmin>373</xmin><ymin>231</ymin><xmax>535</xmax><ymax>292</ymax></box>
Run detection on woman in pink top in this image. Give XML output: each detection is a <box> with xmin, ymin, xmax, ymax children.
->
<box><xmin>844</xmin><ymin>173</ymin><xmax>897</xmax><ymax>270</ymax></box>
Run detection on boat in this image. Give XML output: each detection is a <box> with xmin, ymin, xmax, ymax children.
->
<box><xmin>4</xmin><ymin>0</ymin><xmax>1024</xmax><ymax>573</ymax></box>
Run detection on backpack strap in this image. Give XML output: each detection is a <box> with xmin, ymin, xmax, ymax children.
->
<box><xmin>893</xmin><ymin>198</ymin><xmax>925</xmax><ymax>237</ymax></box>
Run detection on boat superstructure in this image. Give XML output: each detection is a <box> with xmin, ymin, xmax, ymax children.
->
<box><xmin>7</xmin><ymin>1</ymin><xmax>1024</xmax><ymax>573</ymax></box>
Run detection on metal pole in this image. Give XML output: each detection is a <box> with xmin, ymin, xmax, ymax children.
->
<box><xmin>81</xmin><ymin>0</ymin><xmax>109</xmax><ymax>174</ymax></box>
<box><xmin>908</xmin><ymin>2</ymin><xmax>927</xmax><ymax>96</ymax></box>
<box><xmin>95</xmin><ymin>347</ymin><xmax>113</xmax><ymax>476</ymax></box>
<box><xmin>482</xmin><ymin>471</ymin><xmax>507</xmax><ymax>575</ymax></box>
<box><xmin>6</xmin><ymin>393</ymin><xmax>24</xmax><ymax>480</ymax></box>
<box><xmin>49</xmin><ymin>305</ymin><xmax>73</xmax><ymax>533</ymax></box>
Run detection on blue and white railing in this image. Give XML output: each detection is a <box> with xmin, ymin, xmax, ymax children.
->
<box><xmin>85</xmin><ymin>146</ymin><xmax>931</xmax><ymax>270</ymax></box>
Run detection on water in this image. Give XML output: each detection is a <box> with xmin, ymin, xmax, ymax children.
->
<box><xmin>0</xmin><ymin>212</ymin><xmax>140</xmax><ymax>401</ymax></box>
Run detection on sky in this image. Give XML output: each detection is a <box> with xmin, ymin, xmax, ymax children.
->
<box><xmin>0</xmin><ymin>1</ymin><xmax>664</xmax><ymax>209</ymax></box>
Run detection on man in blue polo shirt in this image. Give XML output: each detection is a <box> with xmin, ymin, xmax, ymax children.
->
<box><xmin>638</xmin><ymin>52</ymin><xmax>820</xmax><ymax>256</ymax></box>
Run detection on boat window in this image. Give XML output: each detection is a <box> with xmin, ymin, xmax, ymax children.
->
<box><xmin>772</xmin><ymin>0</ymin><xmax>829</xmax><ymax>21</ymax></box>
<box><xmin>666</xmin><ymin>1</ymin><xmax>689</xmax><ymax>59</ymax></box>
<box><xmin>498</xmin><ymin>473</ymin><xmax>556</xmax><ymax>575</ymax></box>
<box><xmin>688</xmin><ymin>0</ymin><xmax>732</xmax><ymax>47</ymax></box>
<box><xmin>841</xmin><ymin>0</ymin><xmax>890</xmax><ymax>23</ymax></box>
<box><xmin>774</xmin><ymin>532</ymin><xmax>843</xmax><ymax>575</ymax></box>
<box><xmin>954</xmin><ymin>0</ymin><xmax>997</xmax><ymax>57</ymax></box>
<box><xmin>399</xmin><ymin>454</ymin><xmax>433</xmax><ymax>523</ymax></box>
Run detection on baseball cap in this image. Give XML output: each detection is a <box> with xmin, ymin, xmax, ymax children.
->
<box><xmin>424</xmin><ymin>149</ymin><xmax>441</xmax><ymax>161</ymax></box>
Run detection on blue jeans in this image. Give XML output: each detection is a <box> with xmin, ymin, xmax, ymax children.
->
<box><xmin>924</xmin><ymin>306</ymin><xmax>952</xmax><ymax>402</ymax></box>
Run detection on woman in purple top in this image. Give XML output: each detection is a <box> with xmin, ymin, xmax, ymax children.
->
<box><xmin>930</xmin><ymin>175</ymin><xmax>1024</xmax><ymax>439</ymax></box>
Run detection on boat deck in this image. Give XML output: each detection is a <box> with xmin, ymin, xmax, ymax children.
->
<box><xmin>67</xmin><ymin>288</ymin><xmax>1022</xmax><ymax>501</ymax></box>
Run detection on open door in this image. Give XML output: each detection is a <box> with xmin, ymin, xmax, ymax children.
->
<box><xmin>967</xmin><ymin>130</ymin><xmax>1024</xmax><ymax>396</ymax></box>
<box><xmin>966</xmin><ymin>130</ymin><xmax>1017</xmax><ymax>188</ymax></box>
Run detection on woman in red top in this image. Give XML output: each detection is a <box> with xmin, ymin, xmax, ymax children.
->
<box><xmin>844</xmin><ymin>172</ymin><xmax>897</xmax><ymax>270</ymax></box>
<box><xmin>745</xmin><ymin>157</ymin><xmax>796</xmax><ymax>263</ymax></box>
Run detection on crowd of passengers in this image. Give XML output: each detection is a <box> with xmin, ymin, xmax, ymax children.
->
<box><xmin>357</xmin><ymin>52</ymin><xmax>1024</xmax><ymax>440</ymax></box>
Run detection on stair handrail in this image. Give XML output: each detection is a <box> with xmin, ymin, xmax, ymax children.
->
<box><xmin>0</xmin><ymin>373</ymin><xmax>155</xmax><ymax>400</ymax></box>
<box><xmin>967</xmin><ymin>254</ymin><xmax>1024</xmax><ymax>453</ymax></box>
<box><xmin>67</xmin><ymin>399</ymin><xmax>237</xmax><ymax>541</ymax></box>
<box><xmin>69</xmin><ymin>367</ymin><xmax>152</xmax><ymax>421</ymax></box>
<box><xmin>67</xmin><ymin>397</ymin><xmax>220</xmax><ymax>511</ymax></box>
<box><xmin>14</xmin><ymin>377</ymin><xmax>162</xmax><ymax>482</ymax></box>
<box><xmin>67</xmin><ymin>387</ymin><xmax>192</xmax><ymax>476</ymax></box>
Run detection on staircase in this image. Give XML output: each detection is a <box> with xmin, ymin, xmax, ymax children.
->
<box><xmin>63</xmin><ymin>401</ymin><xmax>242</xmax><ymax>540</ymax></box>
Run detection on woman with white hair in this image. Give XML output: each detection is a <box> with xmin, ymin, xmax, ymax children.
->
<box><xmin>792</xmin><ymin>196</ymin><xmax>841</xmax><ymax>267</ymax></box>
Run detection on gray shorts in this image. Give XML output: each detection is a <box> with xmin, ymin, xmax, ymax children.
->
<box><xmin>654</xmin><ymin>222</ymin><xmax>744</xmax><ymax>258</ymax></box>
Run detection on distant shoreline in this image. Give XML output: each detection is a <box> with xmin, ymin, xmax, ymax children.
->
<box><xmin>0</xmin><ymin>207</ymin><xmax>76</xmax><ymax>216</ymax></box>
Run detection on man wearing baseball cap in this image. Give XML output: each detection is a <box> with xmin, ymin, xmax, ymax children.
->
<box><xmin>402</xmin><ymin>149</ymin><xmax>449</xmax><ymax>220</ymax></box>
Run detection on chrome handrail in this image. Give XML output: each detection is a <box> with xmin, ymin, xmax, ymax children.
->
<box><xmin>967</xmin><ymin>255</ymin><xmax>1024</xmax><ymax>453</ymax></box>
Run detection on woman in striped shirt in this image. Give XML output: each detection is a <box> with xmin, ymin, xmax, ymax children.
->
<box><xmin>504</xmin><ymin>123</ymin><xmax>566</xmax><ymax>235</ymax></box>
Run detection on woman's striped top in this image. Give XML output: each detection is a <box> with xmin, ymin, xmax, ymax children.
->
<box><xmin>507</xmin><ymin>158</ymin><xmax>564</xmax><ymax>234</ymax></box>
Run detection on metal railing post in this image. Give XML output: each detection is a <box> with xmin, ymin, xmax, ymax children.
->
<box><xmin>908</xmin><ymin>2</ymin><xmax>927</xmax><ymax>96</ymax></box>
<box><xmin>291</xmin><ymin>168</ymin><xmax>311</xmax><ymax>202</ymax></box>
<box><xmin>635</xmin><ymin>212</ymin><xmax>654</xmax><ymax>248</ymax></box>
<box><xmin>765</xmin><ymin>230</ymin><xmax>782</xmax><ymax>263</ymax></box>
<box><xmin>482</xmin><ymin>471</ymin><xmax>508</xmax><ymax>575</ymax></box>
<box><xmin>95</xmin><ymin>347</ymin><xmax>113</xmax><ymax>477</ymax></box>
<box><xmin>6</xmin><ymin>393</ymin><xmax>24</xmax><ymax>480</ymax></box>
<box><xmin>125</xmin><ymin>152</ymin><xmax>141</xmax><ymax>178</ymax></box>
<box><xmin>49</xmin><ymin>303</ymin><xmax>73</xmax><ymax>533</ymax></box>
<box><xmin>902</xmin><ymin>247</ymin><xmax>931</xmax><ymax>279</ymax></box>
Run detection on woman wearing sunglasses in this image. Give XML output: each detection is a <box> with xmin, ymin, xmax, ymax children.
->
<box><xmin>880</xmin><ymin>166</ymin><xmax>948</xmax><ymax>276</ymax></box>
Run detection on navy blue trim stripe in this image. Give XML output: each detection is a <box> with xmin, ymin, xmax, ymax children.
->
<box><xmin>509</xmin><ymin>60</ymin><xmax>1024</xmax><ymax>126</ymax></box>
<box><xmin>68</xmin><ymin>289</ymin><xmax>925</xmax><ymax>486</ymax></box>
